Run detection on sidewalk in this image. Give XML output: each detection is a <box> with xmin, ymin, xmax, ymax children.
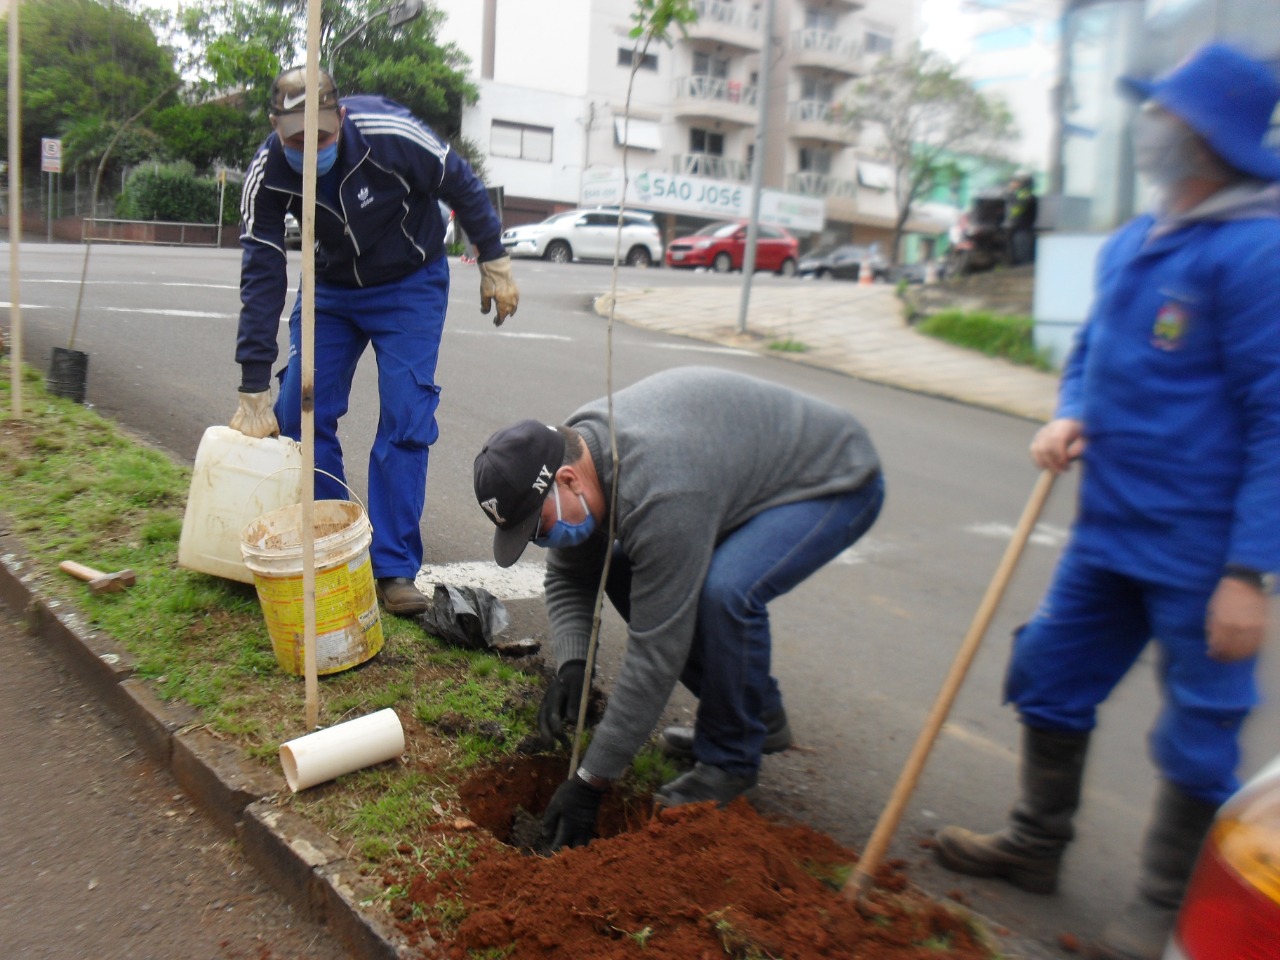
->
<box><xmin>597</xmin><ymin>281</ymin><xmax>1060</xmax><ymax>422</ymax></box>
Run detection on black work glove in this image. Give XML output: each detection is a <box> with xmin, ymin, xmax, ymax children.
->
<box><xmin>542</xmin><ymin>774</ymin><xmax>604</xmax><ymax>851</ymax></box>
<box><xmin>537</xmin><ymin>659</ymin><xmax>586</xmax><ymax>750</ymax></box>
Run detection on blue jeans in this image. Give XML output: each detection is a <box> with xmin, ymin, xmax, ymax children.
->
<box><xmin>606</xmin><ymin>474</ymin><xmax>885</xmax><ymax>777</ymax></box>
<box><xmin>1005</xmin><ymin>548</ymin><xmax>1258</xmax><ymax>805</ymax></box>
<box><xmin>274</xmin><ymin>258</ymin><xmax>449</xmax><ymax>578</ymax></box>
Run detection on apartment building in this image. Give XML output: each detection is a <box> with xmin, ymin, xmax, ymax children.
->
<box><xmin>435</xmin><ymin>0</ymin><xmax>933</xmax><ymax>252</ymax></box>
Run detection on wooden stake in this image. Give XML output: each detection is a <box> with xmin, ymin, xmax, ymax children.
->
<box><xmin>845</xmin><ymin>469</ymin><xmax>1057</xmax><ymax>901</ymax></box>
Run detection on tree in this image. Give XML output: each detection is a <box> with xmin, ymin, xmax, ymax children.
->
<box><xmin>149</xmin><ymin>0</ymin><xmax>480</xmax><ymax>168</ymax></box>
<box><xmin>0</xmin><ymin>0</ymin><xmax>180</xmax><ymax>169</ymax></box>
<box><xmin>844</xmin><ymin>45</ymin><xmax>1015</xmax><ymax>262</ymax></box>
<box><xmin>149</xmin><ymin>101</ymin><xmax>260</xmax><ymax>171</ymax></box>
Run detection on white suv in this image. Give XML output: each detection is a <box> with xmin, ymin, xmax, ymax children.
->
<box><xmin>500</xmin><ymin>208</ymin><xmax>663</xmax><ymax>267</ymax></box>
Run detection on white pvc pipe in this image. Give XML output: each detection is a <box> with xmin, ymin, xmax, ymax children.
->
<box><xmin>279</xmin><ymin>708</ymin><xmax>405</xmax><ymax>792</ymax></box>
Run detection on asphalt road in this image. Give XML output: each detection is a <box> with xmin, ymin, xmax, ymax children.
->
<box><xmin>4</xmin><ymin>242</ymin><xmax>1278</xmax><ymax>956</ymax></box>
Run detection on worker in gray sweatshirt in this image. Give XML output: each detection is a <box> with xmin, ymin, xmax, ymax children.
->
<box><xmin>472</xmin><ymin>367</ymin><xmax>884</xmax><ymax>850</ymax></box>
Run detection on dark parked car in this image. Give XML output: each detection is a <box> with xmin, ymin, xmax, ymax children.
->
<box><xmin>797</xmin><ymin>243</ymin><xmax>890</xmax><ymax>282</ymax></box>
<box><xmin>665</xmin><ymin>221</ymin><xmax>799</xmax><ymax>276</ymax></box>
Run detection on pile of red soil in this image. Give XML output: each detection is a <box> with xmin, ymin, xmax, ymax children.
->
<box><xmin>392</xmin><ymin>759</ymin><xmax>993</xmax><ymax>959</ymax></box>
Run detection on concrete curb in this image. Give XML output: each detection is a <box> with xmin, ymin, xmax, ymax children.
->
<box><xmin>0</xmin><ymin>531</ymin><xmax>421</xmax><ymax>960</ymax></box>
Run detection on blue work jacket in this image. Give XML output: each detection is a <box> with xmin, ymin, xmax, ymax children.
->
<box><xmin>1057</xmin><ymin>184</ymin><xmax>1280</xmax><ymax>588</ymax></box>
<box><xmin>235</xmin><ymin>95</ymin><xmax>503</xmax><ymax>391</ymax></box>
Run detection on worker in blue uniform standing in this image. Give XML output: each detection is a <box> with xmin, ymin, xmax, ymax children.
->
<box><xmin>229</xmin><ymin>67</ymin><xmax>518</xmax><ymax>616</ymax></box>
<box><xmin>932</xmin><ymin>44</ymin><xmax>1280</xmax><ymax>960</ymax></box>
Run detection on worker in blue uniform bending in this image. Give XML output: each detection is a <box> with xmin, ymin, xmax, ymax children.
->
<box><xmin>229</xmin><ymin>67</ymin><xmax>518</xmax><ymax>616</ymax></box>
<box><xmin>933</xmin><ymin>43</ymin><xmax>1280</xmax><ymax>960</ymax></box>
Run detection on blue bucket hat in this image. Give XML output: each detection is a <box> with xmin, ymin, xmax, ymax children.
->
<box><xmin>1118</xmin><ymin>43</ymin><xmax>1280</xmax><ymax>182</ymax></box>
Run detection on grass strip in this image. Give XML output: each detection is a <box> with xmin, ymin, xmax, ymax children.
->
<box><xmin>916</xmin><ymin>309</ymin><xmax>1055</xmax><ymax>371</ymax></box>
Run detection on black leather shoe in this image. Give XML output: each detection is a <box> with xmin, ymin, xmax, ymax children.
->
<box><xmin>660</xmin><ymin>707</ymin><xmax>792</xmax><ymax>760</ymax></box>
<box><xmin>654</xmin><ymin>762</ymin><xmax>758</xmax><ymax>808</ymax></box>
<box><xmin>376</xmin><ymin>577</ymin><xmax>429</xmax><ymax>616</ymax></box>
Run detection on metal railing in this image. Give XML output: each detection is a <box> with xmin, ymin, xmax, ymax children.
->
<box><xmin>673</xmin><ymin>75</ymin><xmax>758</xmax><ymax>107</ymax></box>
<box><xmin>791</xmin><ymin>28</ymin><xmax>861</xmax><ymax>64</ymax></box>
<box><xmin>692</xmin><ymin>0</ymin><xmax>760</xmax><ymax>32</ymax></box>
<box><xmin>81</xmin><ymin>218</ymin><xmax>225</xmax><ymax>247</ymax></box>
<box><xmin>673</xmin><ymin>153</ymin><xmax>752</xmax><ymax>182</ymax></box>
<box><xmin>786</xmin><ymin>171</ymin><xmax>858</xmax><ymax>198</ymax></box>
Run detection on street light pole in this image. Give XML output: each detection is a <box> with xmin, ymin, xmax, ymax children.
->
<box><xmin>327</xmin><ymin>0</ymin><xmax>424</xmax><ymax>78</ymax></box>
<box><xmin>737</xmin><ymin>0</ymin><xmax>776</xmax><ymax>335</ymax></box>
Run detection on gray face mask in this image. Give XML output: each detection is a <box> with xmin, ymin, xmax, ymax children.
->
<box><xmin>1132</xmin><ymin>109</ymin><xmax>1201</xmax><ymax>187</ymax></box>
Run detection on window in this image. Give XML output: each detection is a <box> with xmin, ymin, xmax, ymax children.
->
<box><xmin>805</xmin><ymin>8</ymin><xmax>836</xmax><ymax>32</ymax></box>
<box><xmin>617</xmin><ymin>47</ymin><xmax>658</xmax><ymax>71</ymax></box>
<box><xmin>799</xmin><ymin>147</ymin><xmax>833</xmax><ymax>174</ymax></box>
<box><xmin>490</xmin><ymin>121</ymin><xmax>553</xmax><ymax>162</ymax></box>
<box><xmin>690</xmin><ymin>128</ymin><xmax>725</xmax><ymax>155</ymax></box>
<box><xmin>801</xmin><ymin>75</ymin><xmax>834</xmax><ymax>101</ymax></box>
<box><xmin>858</xmin><ymin>160</ymin><xmax>894</xmax><ymax>190</ymax></box>
<box><xmin>865</xmin><ymin>31</ymin><xmax>893</xmax><ymax>55</ymax></box>
<box><xmin>614</xmin><ymin>117</ymin><xmax>662</xmax><ymax>151</ymax></box>
<box><xmin>692</xmin><ymin>51</ymin><xmax>730</xmax><ymax>79</ymax></box>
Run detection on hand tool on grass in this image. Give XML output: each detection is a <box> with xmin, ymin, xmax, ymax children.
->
<box><xmin>59</xmin><ymin>560</ymin><xmax>137</xmax><ymax>594</ymax></box>
<box><xmin>844</xmin><ymin>469</ymin><xmax>1057</xmax><ymax>903</ymax></box>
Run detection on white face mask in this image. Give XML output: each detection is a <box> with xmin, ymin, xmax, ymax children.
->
<box><xmin>1132</xmin><ymin>109</ymin><xmax>1201</xmax><ymax>187</ymax></box>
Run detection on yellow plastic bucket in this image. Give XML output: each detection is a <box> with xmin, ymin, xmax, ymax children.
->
<box><xmin>239</xmin><ymin>500</ymin><xmax>384</xmax><ymax>676</ymax></box>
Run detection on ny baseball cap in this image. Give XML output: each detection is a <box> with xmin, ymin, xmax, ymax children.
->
<box><xmin>473</xmin><ymin>420</ymin><xmax>566</xmax><ymax>568</ymax></box>
<box><xmin>269</xmin><ymin>66</ymin><xmax>341</xmax><ymax>140</ymax></box>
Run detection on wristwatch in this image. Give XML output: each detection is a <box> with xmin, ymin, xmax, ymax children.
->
<box><xmin>1222</xmin><ymin>564</ymin><xmax>1277</xmax><ymax>594</ymax></box>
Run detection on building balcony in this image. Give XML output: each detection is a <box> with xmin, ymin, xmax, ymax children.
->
<box><xmin>786</xmin><ymin>170</ymin><xmax>858</xmax><ymax>200</ymax></box>
<box><xmin>684</xmin><ymin>0</ymin><xmax>763</xmax><ymax>52</ymax></box>
<box><xmin>672</xmin><ymin>75</ymin><xmax>759</xmax><ymax>126</ymax></box>
<box><xmin>674</xmin><ymin>152</ymin><xmax>752</xmax><ymax>182</ymax></box>
<box><xmin>790</xmin><ymin>29</ymin><xmax>863</xmax><ymax>75</ymax></box>
<box><xmin>786</xmin><ymin>171</ymin><xmax>859</xmax><ymax>220</ymax></box>
<box><xmin>787</xmin><ymin>100</ymin><xmax>859</xmax><ymax>145</ymax></box>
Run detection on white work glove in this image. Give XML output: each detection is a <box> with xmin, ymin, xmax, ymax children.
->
<box><xmin>479</xmin><ymin>255</ymin><xmax>519</xmax><ymax>326</ymax></box>
<box><xmin>229</xmin><ymin>390</ymin><xmax>280</xmax><ymax>439</ymax></box>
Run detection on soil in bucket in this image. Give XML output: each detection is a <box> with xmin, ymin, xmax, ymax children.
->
<box><xmin>388</xmin><ymin>754</ymin><xmax>998</xmax><ymax>960</ymax></box>
<box><xmin>240</xmin><ymin>499</ymin><xmax>383</xmax><ymax>675</ymax></box>
<box><xmin>46</xmin><ymin>347</ymin><xmax>89</xmax><ymax>404</ymax></box>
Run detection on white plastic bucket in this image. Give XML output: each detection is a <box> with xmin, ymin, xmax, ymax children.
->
<box><xmin>178</xmin><ymin>426</ymin><xmax>303</xmax><ymax>584</ymax></box>
<box><xmin>239</xmin><ymin>500</ymin><xmax>384</xmax><ymax>676</ymax></box>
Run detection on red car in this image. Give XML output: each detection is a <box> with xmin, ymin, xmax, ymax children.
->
<box><xmin>665</xmin><ymin>221</ymin><xmax>799</xmax><ymax>276</ymax></box>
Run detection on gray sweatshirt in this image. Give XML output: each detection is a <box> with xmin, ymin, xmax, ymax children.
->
<box><xmin>544</xmin><ymin>366</ymin><xmax>880</xmax><ymax>779</ymax></box>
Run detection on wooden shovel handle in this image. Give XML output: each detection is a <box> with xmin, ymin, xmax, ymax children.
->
<box><xmin>845</xmin><ymin>470</ymin><xmax>1057</xmax><ymax>900</ymax></box>
<box><xmin>59</xmin><ymin>559</ymin><xmax>106</xmax><ymax>582</ymax></box>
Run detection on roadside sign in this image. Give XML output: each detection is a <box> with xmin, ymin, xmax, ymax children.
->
<box><xmin>41</xmin><ymin>138</ymin><xmax>62</xmax><ymax>173</ymax></box>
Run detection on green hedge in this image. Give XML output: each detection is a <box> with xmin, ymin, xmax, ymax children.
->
<box><xmin>116</xmin><ymin>162</ymin><xmax>243</xmax><ymax>224</ymax></box>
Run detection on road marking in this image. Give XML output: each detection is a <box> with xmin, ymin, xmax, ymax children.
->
<box><xmin>0</xmin><ymin>303</ymin><xmax>49</xmax><ymax>309</ymax></box>
<box><xmin>103</xmin><ymin>307</ymin><xmax>235</xmax><ymax>319</ymax></box>
<box><xmin>965</xmin><ymin>521</ymin><xmax>1068</xmax><ymax>548</ymax></box>
<box><xmin>22</xmin><ymin>279</ymin><xmax>239</xmax><ymax>290</ymax></box>
<box><xmin>414</xmin><ymin>560</ymin><xmax>546</xmax><ymax>601</ymax></box>
<box><xmin>449</xmin><ymin>330</ymin><xmax>573</xmax><ymax>341</ymax></box>
<box><xmin>642</xmin><ymin>342</ymin><xmax>758</xmax><ymax>357</ymax></box>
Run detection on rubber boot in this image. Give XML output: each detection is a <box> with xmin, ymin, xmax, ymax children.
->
<box><xmin>934</xmin><ymin>726</ymin><xmax>1090</xmax><ymax>894</ymax></box>
<box><xmin>1086</xmin><ymin>781</ymin><xmax>1218</xmax><ymax>960</ymax></box>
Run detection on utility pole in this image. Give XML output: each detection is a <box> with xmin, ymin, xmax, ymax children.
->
<box><xmin>737</xmin><ymin>0</ymin><xmax>776</xmax><ymax>335</ymax></box>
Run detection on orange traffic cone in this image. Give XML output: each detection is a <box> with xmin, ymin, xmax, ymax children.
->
<box><xmin>859</xmin><ymin>261</ymin><xmax>874</xmax><ymax>285</ymax></box>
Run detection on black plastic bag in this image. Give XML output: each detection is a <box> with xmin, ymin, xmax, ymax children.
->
<box><xmin>416</xmin><ymin>583</ymin><xmax>510</xmax><ymax>650</ymax></box>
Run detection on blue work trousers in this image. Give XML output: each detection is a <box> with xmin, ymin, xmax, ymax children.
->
<box><xmin>606</xmin><ymin>474</ymin><xmax>885</xmax><ymax>778</ymax></box>
<box><xmin>274</xmin><ymin>258</ymin><xmax>449</xmax><ymax>579</ymax></box>
<box><xmin>1005</xmin><ymin>548</ymin><xmax>1259</xmax><ymax>805</ymax></box>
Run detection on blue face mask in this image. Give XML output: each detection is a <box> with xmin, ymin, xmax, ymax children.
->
<box><xmin>282</xmin><ymin>141</ymin><xmax>339</xmax><ymax>176</ymax></box>
<box><xmin>533</xmin><ymin>482</ymin><xmax>596</xmax><ymax>550</ymax></box>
